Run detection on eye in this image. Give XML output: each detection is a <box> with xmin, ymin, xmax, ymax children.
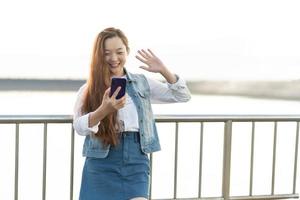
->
<box><xmin>117</xmin><ymin>52</ymin><xmax>124</xmax><ymax>55</ymax></box>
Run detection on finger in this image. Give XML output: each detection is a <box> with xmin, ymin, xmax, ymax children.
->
<box><xmin>105</xmin><ymin>87</ymin><xmax>111</xmax><ymax>94</ymax></box>
<box><xmin>103</xmin><ymin>87</ymin><xmax>111</xmax><ymax>98</ymax></box>
<box><xmin>147</xmin><ymin>49</ymin><xmax>156</xmax><ymax>57</ymax></box>
<box><xmin>115</xmin><ymin>94</ymin><xmax>126</xmax><ymax>102</ymax></box>
<box><xmin>120</xmin><ymin>97</ymin><xmax>127</xmax><ymax>107</ymax></box>
<box><xmin>112</xmin><ymin>87</ymin><xmax>121</xmax><ymax>98</ymax></box>
<box><xmin>135</xmin><ymin>55</ymin><xmax>147</xmax><ymax>64</ymax></box>
<box><xmin>116</xmin><ymin>96</ymin><xmax>126</xmax><ymax>105</ymax></box>
<box><xmin>115</xmin><ymin>96</ymin><xmax>126</xmax><ymax>108</ymax></box>
<box><xmin>139</xmin><ymin>66</ymin><xmax>150</xmax><ymax>71</ymax></box>
<box><xmin>116</xmin><ymin>102</ymin><xmax>125</xmax><ymax>109</ymax></box>
<box><xmin>119</xmin><ymin>100</ymin><xmax>126</xmax><ymax>108</ymax></box>
<box><xmin>141</xmin><ymin>49</ymin><xmax>152</xmax><ymax>58</ymax></box>
<box><xmin>137</xmin><ymin>50</ymin><xmax>149</xmax><ymax>59</ymax></box>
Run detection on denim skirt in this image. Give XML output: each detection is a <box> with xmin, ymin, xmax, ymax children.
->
<box><xmin>79</xmin><ymin>131</ymin><xmax>150</xmax><ymax>200</ymax></box>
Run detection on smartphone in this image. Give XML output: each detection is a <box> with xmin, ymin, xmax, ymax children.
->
<box><xmin>109</xmin><ymin>77</ymin><xmax>127</xmax><ymax>99</ymax></box>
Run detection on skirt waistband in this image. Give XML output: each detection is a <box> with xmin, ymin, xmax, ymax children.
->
<box><xmin>120</xmin><ymin>131</ymin><xmax>140</xmax><ymax>143</ymax></box>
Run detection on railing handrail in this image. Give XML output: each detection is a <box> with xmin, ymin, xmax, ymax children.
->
<box><xmin>0</xmin><ymin>115</ymin><xmax>73</xmax><ymax>123</ymax></box>
<box><xmin>1</xmin><ymin>114</ymin><xmax>300</xmax><ymax>123</ymax></box>
<box><xmin>155</xmin><ymin>114</ymin><xmax>300</xmax><ymax>122</ymax></box>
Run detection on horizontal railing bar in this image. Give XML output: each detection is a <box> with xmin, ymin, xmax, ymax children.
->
<box><xmin>1</xmin><ymin>115</ymin><xmax>300</xmax><ymax>124</ymax></box>
<box><xmin>0</xmin><ymin>115</ymin><xmax>73</xmax><ymax>123</ymax></box>
<box><xmin>155</xmin><ymin>115</ymin><xmax>300</xmax><ymax>122</ymax></box>
<box><xmin>229</xmin><ymin>193</ymin><xmax>299</xmax><ymax>200</ymax></box>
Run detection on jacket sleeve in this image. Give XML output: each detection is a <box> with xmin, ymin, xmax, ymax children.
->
<box><xmin>146</xmin><ymin>75</ymin><xmax>192</xmax><ymax>104</ymax></box>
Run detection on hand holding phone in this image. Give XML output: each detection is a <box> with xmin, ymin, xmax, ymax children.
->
<box><xmin>109</xmin><ymin>77</ymin><xmax>127</xmax><ymax>99</ymax></box>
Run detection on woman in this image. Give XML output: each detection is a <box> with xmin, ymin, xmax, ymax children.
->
<box><xmin>73</xmin><ymin>27</ymin><xmax>191</xmax><ymax>200</ymax></box>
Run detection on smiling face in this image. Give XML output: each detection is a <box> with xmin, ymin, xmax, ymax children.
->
<box><xmin>104</xmin><ymin>36</ymin><xmax>128</xmax><ymax>77</ymax></box>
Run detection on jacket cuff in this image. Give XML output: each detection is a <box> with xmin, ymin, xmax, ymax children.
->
<box><xmin>167</xmin><ymin>74</ymin><xmax>187</xmax><ymax>90</ymax></box>
<box><xmin>86</xmin><ymin>113</ymin><xmax>100</xmax><ymax>133</ymax></box>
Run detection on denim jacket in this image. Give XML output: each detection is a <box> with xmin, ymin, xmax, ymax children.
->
<box><xmin>82</xmin><ymin>71</ymin><xmax>161</xmax><ymax>158</ymax></box>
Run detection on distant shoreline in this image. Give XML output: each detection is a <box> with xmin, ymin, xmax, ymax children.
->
<box><xmin>0</xmin><ymin>78</ymin><xmax>85</xmax><ymax>91</ymax></box>
<box><xmin>187</xmin><ymin>80</ymin><xmax>300</xmax><ymax>101</ymax></box>
<box><xmin>1</xmin><ymin>78</ymin><xmax>300</xmax><ymax>101</ymax></box>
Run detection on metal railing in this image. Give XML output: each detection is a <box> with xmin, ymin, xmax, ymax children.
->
<box><xmin>0</xmin><ymin>115</ymin><xmax>299</xmax><ymax>200</ymax></box>
<box><xmin>0</xmin><ymin>115</ymin><xmax>74</xmax><ymax>200</ymax></box>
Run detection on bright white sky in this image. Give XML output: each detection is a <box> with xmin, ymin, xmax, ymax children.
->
<box><xmin>0</xmin><ymin>0</ymin><xmax>299</xmax><ymax>80</ymax></box>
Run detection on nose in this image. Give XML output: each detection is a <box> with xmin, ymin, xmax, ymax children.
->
<box><xmin>110</xmin><ymin>53</ymin><xmax>118</xmax><ymax>61</ymax></box>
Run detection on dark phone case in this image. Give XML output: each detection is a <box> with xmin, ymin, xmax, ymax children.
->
<box><xmin>110</xmin><ymin>78</ymin><xmax>127</xmax><ymax>99</ymax></box>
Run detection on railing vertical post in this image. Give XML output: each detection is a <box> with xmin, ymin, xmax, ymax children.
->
<box><xmin>271</xmin><ymin>122</ymin><xmax>278</xmax><ymax>195</ymax></box>
<box><xmin>70</xmin><ymin>126</ymin><xmax>75</xmax><ymax>200</ymax></box>
<box><xmin>198</xmin><ymin>122</ymin><xmax>204</xmax><ymax>198</ymax></box>
<box><xmin>42</xmin><ymin>123</ymin><xmax>47</xmax><ymax>200</ymax></box>
<box><xmin>249</xmin><ymin>121</ymin><xmax>255</xmax><ymax>196</ymax></box>
<box><xmin>222</xmin><ymin>120</ymin><xmax>232</xmax><ymax>200</ymax></box>
<box><xmin>149</xmin><ymin>153</ymin><xmax>153</xmax><ymax>200</ymax></box>
<box><xmin>173</xmin><ymin>122</ymin><xmax>179</xmax><ymax>199</ymax></box>
<box><xmin>293</xmin><ymin>122</ymin><xmax>299</xmax><ymax>194</ymax></box>
<box><xmin>14</xmin><ymin>123</ymin><xmax>19</xmax><ymax>200</ymax></box>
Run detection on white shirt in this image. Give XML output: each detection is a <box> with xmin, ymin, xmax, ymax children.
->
<box><xmin>73</xmin><ymin>75</ymin><xmax>191</xmax><ymax>136</ymax></box>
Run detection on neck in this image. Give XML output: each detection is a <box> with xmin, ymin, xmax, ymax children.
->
<box><xmin>111</xmin><ymin>68</ymin><xmax>126</xmax><ymax>78</ymax></box>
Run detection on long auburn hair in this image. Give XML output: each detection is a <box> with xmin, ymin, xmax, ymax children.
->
<box><xmin>82</xmin><ymin>27</ymin><xmax>130</xmax><ymax>147</ymax></box>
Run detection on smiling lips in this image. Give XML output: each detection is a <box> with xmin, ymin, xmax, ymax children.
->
<box><xmin>110</xmin><ymin>63</ymin><xmax>120</xmax><ymax>68</ymax></box>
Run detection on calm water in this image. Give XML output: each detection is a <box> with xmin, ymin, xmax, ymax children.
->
<box><xmin>0</xmin><ymin>92</ymin><xmax>299</xmax><ymax>199</ymax></box>
<box><xmin>1</xmin><ymin>91</ymin><xmax>300</xmax><ymax>115</ymax></box>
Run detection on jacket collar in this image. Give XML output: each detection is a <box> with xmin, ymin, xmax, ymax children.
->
<box><xmin>124</xmin><ymin>68</ymin><xmax>137</xmax><ymax>83</ymax></box>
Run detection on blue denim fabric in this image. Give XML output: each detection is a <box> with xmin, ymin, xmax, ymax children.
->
<box><xmin>82</xmin><ymin>69</ymin><xmax>161</xmax><ymax>158</ymax></box>
<box><xmin>79</xmin><ymin>132</ymin><xmax>150</xmax><ymax>200</ymax></box>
